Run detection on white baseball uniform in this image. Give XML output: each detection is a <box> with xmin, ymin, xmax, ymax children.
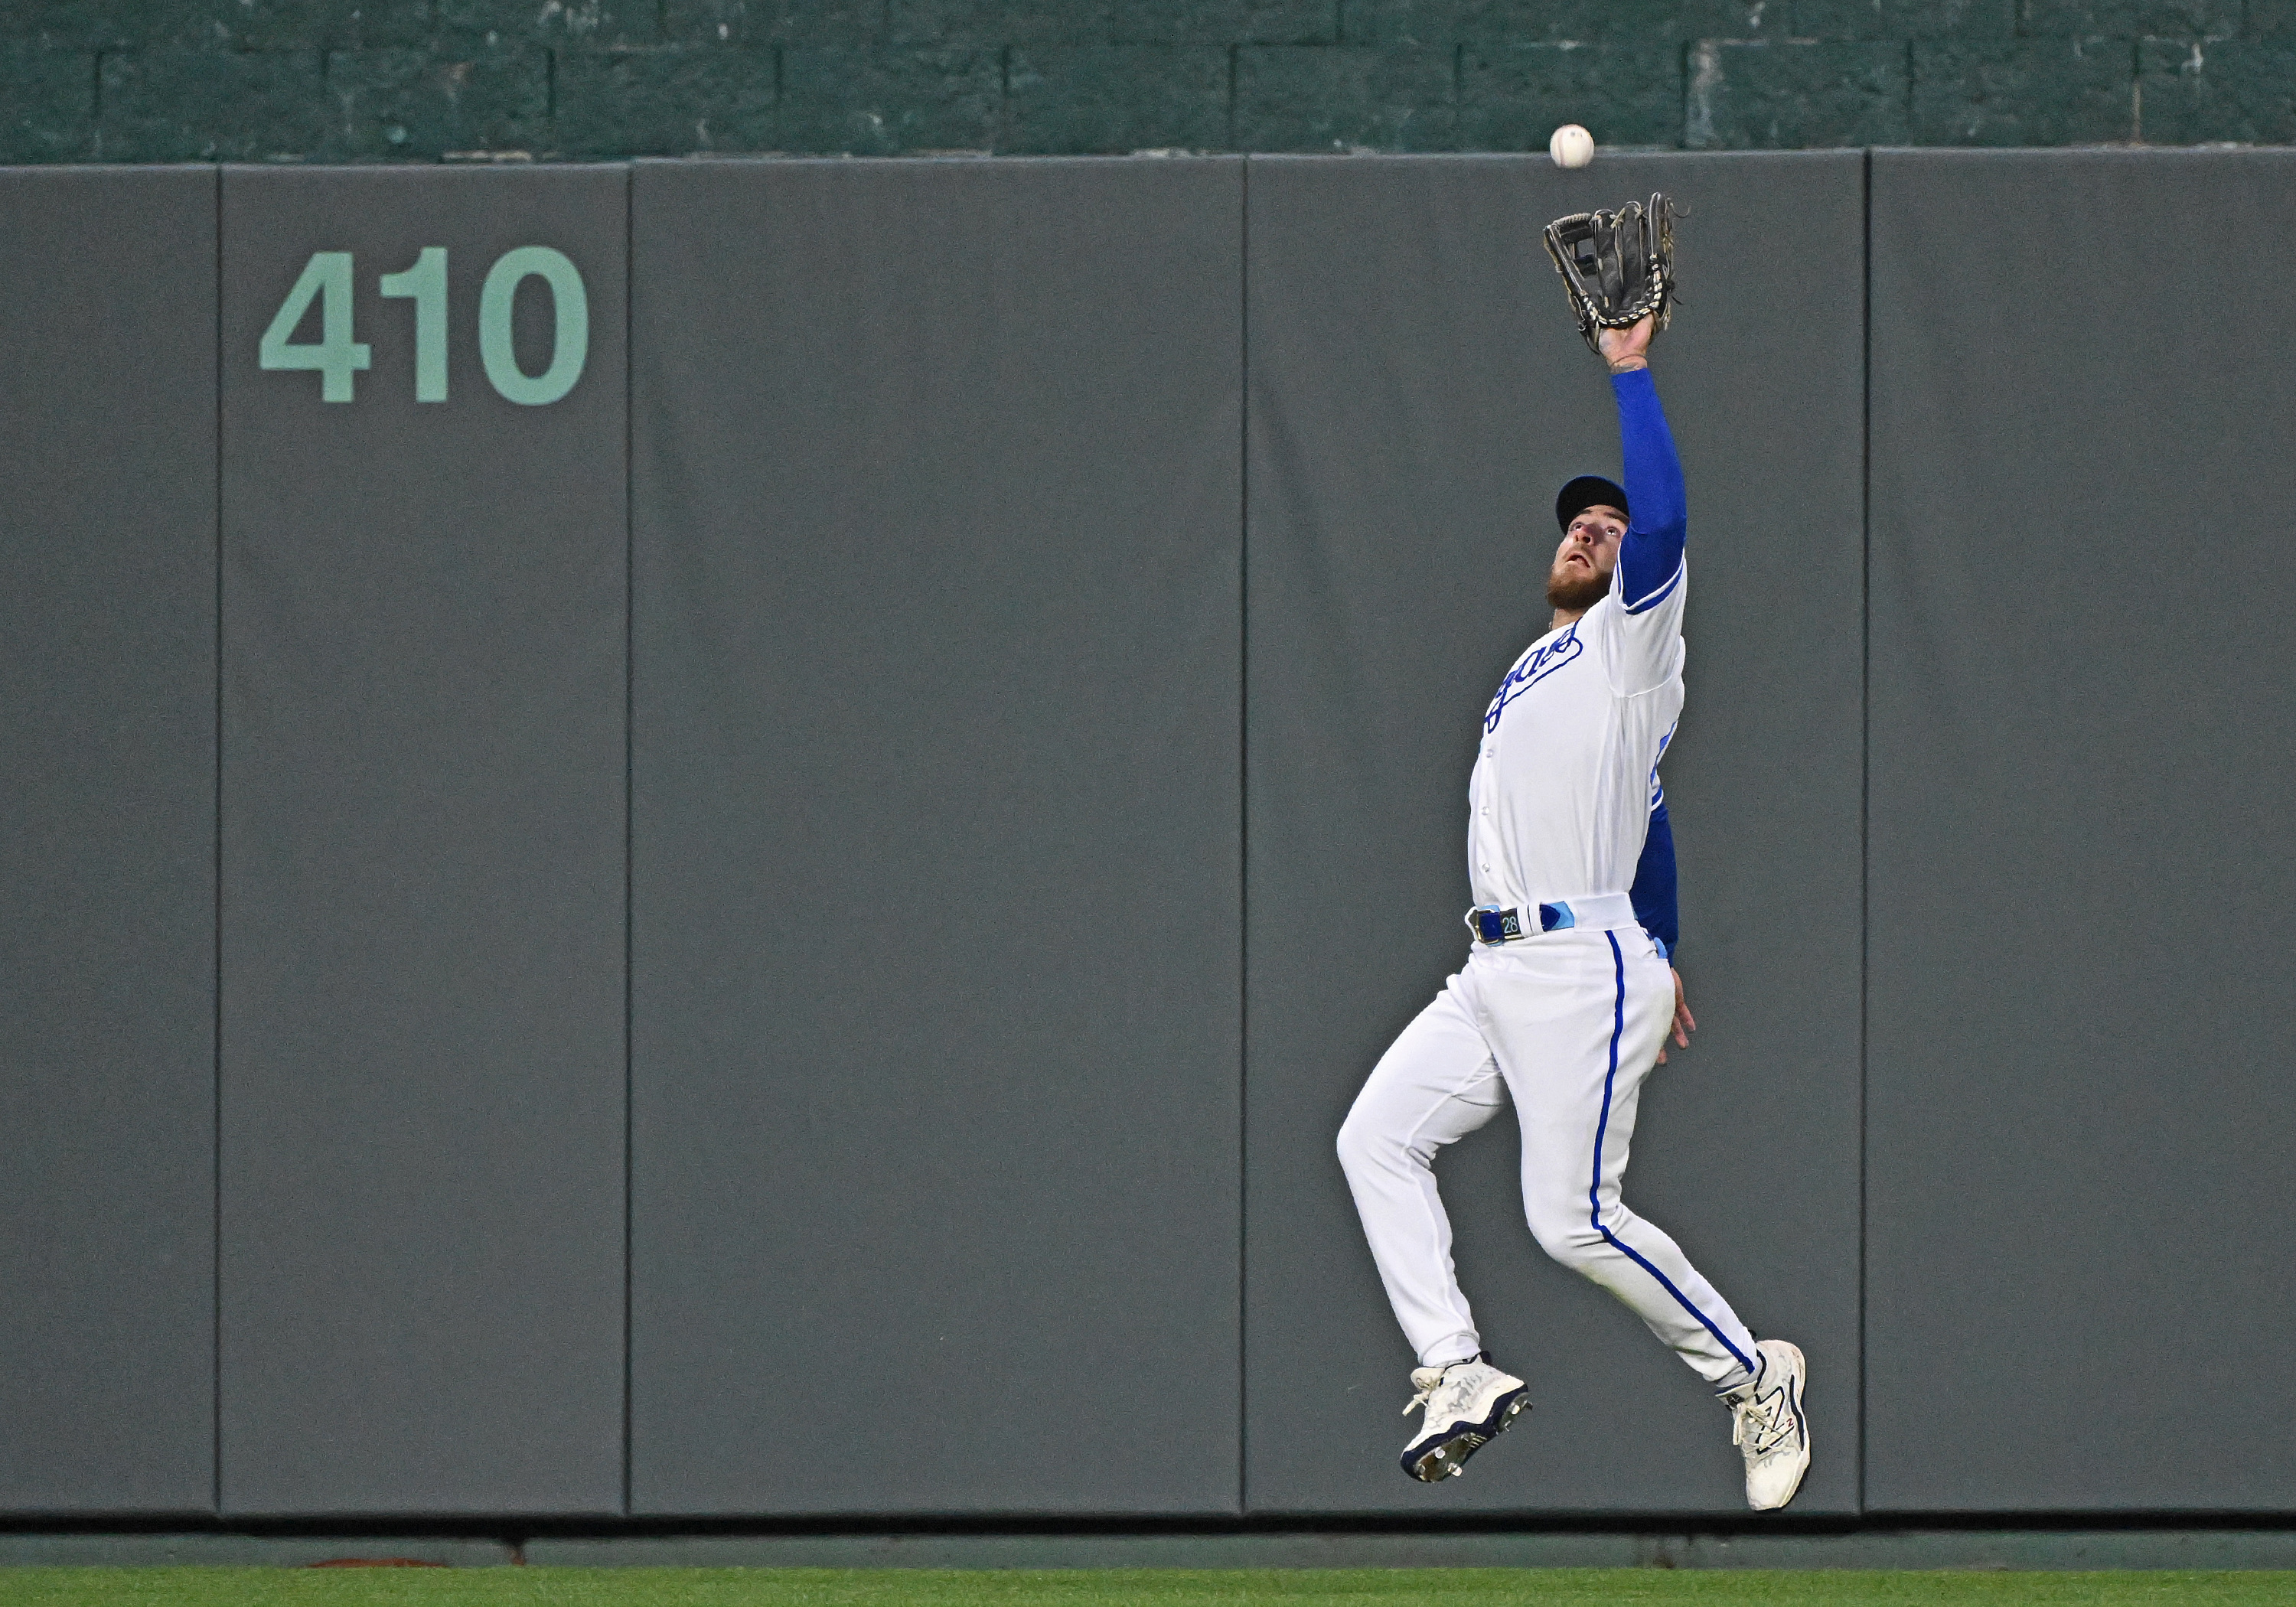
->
<box><xmin>1336</xmin><ymin>368</ymin><xmax>1760</xmax><ymax>1393</ymax></box>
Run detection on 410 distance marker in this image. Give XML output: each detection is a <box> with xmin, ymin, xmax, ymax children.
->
<box><xmin>259</xmin><ymin>246</ymin><xmax>589</xmax><ymax>407</ymax></box>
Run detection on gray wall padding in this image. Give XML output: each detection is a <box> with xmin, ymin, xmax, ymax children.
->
<box><xmin>0</xmin><ymin>168</ymin><xmax>220</xmax><ymax>1514</ymax></box>
<box><xmin>627</xmin><ymin>158</ymin><xmax>1244</xmax><ymax>1516</ymax></box>
<box><xmin>1864</xmin><ymin>148</ymin><xmax>2296</xmax><ymax>1513</ymax></box>
<box><xmin>4</xmin><ymin>148</ymin><xmax>2292</xmax><ymax>1521</ymax></box>
<box><xmin>1241</xmin><ymin>153</ymin><xmax>1866</xmax><ymax>1515</ymax></box>
<box><xmin>216</xmin><ymin>167</ymin><xmax>628</xmax><ymax>1515</ymax></box>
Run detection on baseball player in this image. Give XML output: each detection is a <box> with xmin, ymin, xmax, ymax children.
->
<box><xmin>1333</xmin><ymin>313</ymin><xmax>1810</xmax><ymax>1510</ymax></box>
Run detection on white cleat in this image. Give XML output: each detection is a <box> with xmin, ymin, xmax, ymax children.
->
<box><xmin>1397</xmin><ymin>1352</ymin><xmax>1531</xmax><ymax>1483</ymax></box>
<box><xmin>1723</xmin><ymin>1338</ymin><xmax>1811</xmax><ymax>1511</ymax></box>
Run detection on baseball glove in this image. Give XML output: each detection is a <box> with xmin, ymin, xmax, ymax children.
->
<box><xmin>1541</xmin><ymin>193</ymin><xmax>1677</xmax><ymax>355</ymax></box>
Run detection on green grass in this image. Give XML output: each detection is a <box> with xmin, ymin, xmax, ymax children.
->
<box><xmin>0</xmin><ymin>1570</ymin><xmax>2291</xmax><ymax>1607</ymax></box>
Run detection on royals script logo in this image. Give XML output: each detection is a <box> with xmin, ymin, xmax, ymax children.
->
<box><xmin>1483</xmin><ymin>623</ymin><xmax>1583</xmax><ymax>733</ymax></box>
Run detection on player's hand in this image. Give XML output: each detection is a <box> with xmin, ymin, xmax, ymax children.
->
<box><xmin>1599</xmin><ymin>315</ymin><xmax>1655</xmax><ymax>374</ymax></box>
<box><xmin>1655</xmin><ymin>966</ymin><xmax>1696</xmax><ymax>1064</ymax></box>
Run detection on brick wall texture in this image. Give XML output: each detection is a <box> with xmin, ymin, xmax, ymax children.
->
<box><xmin>2</xmin><ymin>2</ymin><xmax>2291</xmax><ymax>162</ymax></box>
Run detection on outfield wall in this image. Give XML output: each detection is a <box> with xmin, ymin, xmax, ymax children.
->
<box><xmin>2</xmin><ymin>150</ymin><xmax>2290</xmax><ymax>1521</ymax></box>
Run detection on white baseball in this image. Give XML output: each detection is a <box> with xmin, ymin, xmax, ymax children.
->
<box><xmin>1548</xmin><ymin>124</ymin><xmax>1594</xmax><ymax>169</ymax></box>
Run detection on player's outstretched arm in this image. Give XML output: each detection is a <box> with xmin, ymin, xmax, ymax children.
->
<box><xmin>1598</xmin><ymin>315</ymin><xmax>1686</xmax><ymax>619</ymax></box>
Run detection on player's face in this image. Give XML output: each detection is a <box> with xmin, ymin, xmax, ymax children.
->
<box><xmin>1547</xmin><ymin>504</ymin><xmax>1625</xmax><ymax>609</ymax></box>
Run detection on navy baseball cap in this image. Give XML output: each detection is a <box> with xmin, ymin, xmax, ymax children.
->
<box><xmin>1554</xmin><ymin>474</ymin><xmax>1629</xmax><ymax>532</ymax></box>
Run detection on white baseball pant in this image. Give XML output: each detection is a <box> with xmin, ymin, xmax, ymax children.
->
<box><xmin>1336</xmin><ymin>922</ymin><xmax>1759</xmax><ymax>1390</ymax></box>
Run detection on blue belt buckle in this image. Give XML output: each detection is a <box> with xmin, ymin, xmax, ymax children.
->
<box><xmin>1469</xmin><ymin>905</ymin><xmax>1522</xmax><ymax>944</ymax></box>
<box><xmin>1537</xmin><ymin>901</ymin><xmax>1575</xmax><ymax>932</ymax></box>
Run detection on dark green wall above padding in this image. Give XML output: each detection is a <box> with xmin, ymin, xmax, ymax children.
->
<box><xmin>2</xmin><ymin>2</ymin><xmax>2292</xmax><ymax>161</ymax></box>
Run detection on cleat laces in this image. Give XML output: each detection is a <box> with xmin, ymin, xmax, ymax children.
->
<box><xmin>1731</xmin><ymin>1383</ymin><xmax>1795</xmax><ymax>1459</ymax></box>
<box><xmin>1401</xmin><ymin>1366</ymin><xmax>1449</xmax><ymax>1416</ymax></box>
<box><xmin>1404</xmin><ymin>1361</ymin><xmax>1499</xmax><ymax>1425</ymax></box>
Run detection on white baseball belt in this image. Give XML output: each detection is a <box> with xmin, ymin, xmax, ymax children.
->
<box><xmin>1464</xmin><ymin>891</ymin><xmax>1638</xmax><ymax>946</ymax></box>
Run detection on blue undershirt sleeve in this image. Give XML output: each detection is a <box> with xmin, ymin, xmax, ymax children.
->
<box><xmin>1629</xmin><ymin>799</ymin><xmax>1679</xmax><ymax>960</ymax></box>
<box><xmin>1611</xmin><ymin>367</ymin><xmax>1688</xmax><ymax>614</ymax></box>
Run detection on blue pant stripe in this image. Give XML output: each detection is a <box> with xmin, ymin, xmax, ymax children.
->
<box><xmin>1592</xmin><ymin>931</ymin><xmax>1755</xmax><ymax>1377</ymax></box>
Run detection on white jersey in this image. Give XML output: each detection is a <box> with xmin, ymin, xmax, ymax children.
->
<box><xmin>1466</xmin><ymin>559</ymin><xmax>1687</xmax><ymax>914</ymax></box>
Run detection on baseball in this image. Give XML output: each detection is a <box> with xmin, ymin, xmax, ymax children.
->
<box><xmin>1549</xmin><ymin>124</ymin><xmax>1594</xmax><ymax>168</ymax></box>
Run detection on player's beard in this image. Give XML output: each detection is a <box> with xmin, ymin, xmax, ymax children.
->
<box><xmin>1545</xmin><ymin>562</ymin><xmax>1612</xmax><ymax>613</ymax></box>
